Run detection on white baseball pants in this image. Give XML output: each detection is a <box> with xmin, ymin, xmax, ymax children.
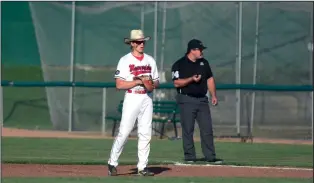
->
<box><xmin>108</xmin><ymin>93</ymin><xmax>153</xmax><ymax>171</ymax></box>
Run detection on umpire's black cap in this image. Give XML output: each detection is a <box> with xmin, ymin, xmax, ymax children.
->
<box><xmin>186</xmin><ymin>39</ymin><xmax>207</xmax><ymax>54</ymax></box>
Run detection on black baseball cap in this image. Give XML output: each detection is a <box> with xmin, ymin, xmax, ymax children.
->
<box><xmin>186</xmin><ymin>39</ymin><xmax>207</xmax><ymax>53</ymax></box>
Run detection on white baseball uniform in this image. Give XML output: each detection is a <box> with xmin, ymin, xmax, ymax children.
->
<box><xmin>108</xmin><ymin>52</ymin><xmax>159</xmax><ymax>171</ymax></box>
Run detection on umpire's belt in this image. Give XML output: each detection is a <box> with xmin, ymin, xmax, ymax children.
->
<box><xmin>180</xmin><ymin>93</ymin><xmax>206</xmax><ymax>98</ymax></box>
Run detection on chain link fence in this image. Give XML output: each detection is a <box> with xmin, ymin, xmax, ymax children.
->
<box><xmin>2</xmin><ymin>2</ymin><xmax>313</xmax><ymax>140</ymax></box>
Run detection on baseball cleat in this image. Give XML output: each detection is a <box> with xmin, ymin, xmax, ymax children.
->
<box><xmin>184</xmin><ymin>158</ymin><xmax>197</xmax><ymax>163</ymax></box>
<box><xmin>184</xmin><ymin>160</ymin><xmax>196</xmax><ymax>163</ymax></box>
<box><xmin>108</xmin><ymin>164</ymin><xmax>117</xmax><ymax>176</ymax></box>
<box><xmin>205</xmin><ymin>158</ymin><xmax>224</xmax><ymax>164</ymax></box>
<box><xmin>137</xmin><ymin>167</ymin><xmax>154</xmax><ymax>176</ymax></box>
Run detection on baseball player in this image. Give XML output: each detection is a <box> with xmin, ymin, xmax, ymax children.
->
<box><xmin>107</xmin><ymin>30</ymin><xmax>159</xmax><ymax>176</ymax></box>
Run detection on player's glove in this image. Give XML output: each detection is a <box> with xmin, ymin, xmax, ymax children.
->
<box><xmin>133</xmin><ymin>75</ymin><xmax>155</xmax><ymax>92</ymax></box>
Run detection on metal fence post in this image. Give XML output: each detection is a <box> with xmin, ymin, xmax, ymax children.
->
<box><xmin>152</xmin><ymin>2</ymin><xmax>158</xmax><ymax>135</ymax></box>
<box><xmin>310</xmin><ymin>1</ymin><xmax>313</xmax><ymax>142</ymax></box>
<box><xmin>141</xmin><ymin>2</ymin><xmax>145</xmax><ymax>30</ymax></box>
<box><xmin>153</xmin><ymin>1</ymin><xmax>158</xmax><ymax>63</ymax></box>
<box><xmin>102</xmin><ymin>88</ymin><xmax>107</xmax><ymax>135</ymax></box>
<box><xmin>311</xmin><ymin>91</ymin><xmax>314</xmax><ymax>142</ymax></box>
<box><xmin>0</xmin><ymin>2</ymin><xmax>3</xmax><ymax>181</ymax></box>
<box><xmin>160</xmin><ymin>1</ymin><xmax>167</xmax><ymax>74</ymax></box>
<box><xmin>250</xmin><ymin>2</ymin><xmax>260</xmax><ymax>137</ymax></box>
<box><xmin>68</xmin><ymin>1</ymin><xmax>76</xmax><ymax>132</ymax></box>
<box><xmin>235</xmin><ymin>2</ymin><xmax>243</xmax><ymax>136</ymax></box>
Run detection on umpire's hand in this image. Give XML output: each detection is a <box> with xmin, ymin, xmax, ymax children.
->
<box><xmin>211</xmin><ymin>96</ymin><xmax>218</xmax><ymax>106</ymax></box>
<box><xmin>192</xmin><ymin>74</ymin><xmax>202</xmax><ymax>82</ymax></box>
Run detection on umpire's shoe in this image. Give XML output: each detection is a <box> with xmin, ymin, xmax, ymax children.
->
<box><xmin>184</xmin><ymin>158</ymin><xmax>196</xmax><ymax>163</ymax></box>
<box><xmin>108</xmin><ymin>164</ymin><xmax>117</xmax><ymax>176</ymax></box>
<box><xmin>138</xmin><ymin>167</ymin><xmax>155</xmax><ymax>176</ymax></box>
<box><xmin>204</xmin><ymin>158</ymin><xmax>224</xmax><ymax>165</ymax></box>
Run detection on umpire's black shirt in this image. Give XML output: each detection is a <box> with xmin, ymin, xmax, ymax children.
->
<box><xmin>171</xmin><ymin>56</ymin><xmax>213</xmax><ymax>97</ymax></box>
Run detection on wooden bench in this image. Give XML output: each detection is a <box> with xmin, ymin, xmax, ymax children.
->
<box><xmin>106</xmin><ymin>100</ymin><xmax>180</xmax><ymax>139</ymax></box>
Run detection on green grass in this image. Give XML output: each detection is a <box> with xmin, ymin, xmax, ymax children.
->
<box><xmin>3</xmin><ymin>177</ymin><xmax>313</xmax><ymax>183</ymax></box>
<box><xmin>3</xmin><ymin>137</ymin><xmax>313</xmax><ymax>167</ymax></box>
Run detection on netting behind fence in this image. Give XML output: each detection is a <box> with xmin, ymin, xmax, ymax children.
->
<box><xmin>2</xmin><ymin>86</ymin><xmax>312</xmax><ymax>140</ymax></box>
<box><xmin>2</xmin><ymin>2</ymin><xmax>313</xmax><ymax>140</ymax></box>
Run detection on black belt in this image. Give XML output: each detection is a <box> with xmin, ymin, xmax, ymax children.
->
<box><xmin>180</xmin><ymin>93</ymin><xmax>206</xmax><ymax>98</ymax></box>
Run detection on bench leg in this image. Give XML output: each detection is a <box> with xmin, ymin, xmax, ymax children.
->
<box><xmin>172</xmin><ymin>114</ymin><xmax>178</xmax><ymax>138</ymax></box>
<box><xmin>160</xmin><ymin>122</ymin><xmax>165</xmax><ymax>139</ymax></box>
<box><xmin>112</xmin><ymin>120</ymin><xmax>117</xmax><ymax>137</ymax></box>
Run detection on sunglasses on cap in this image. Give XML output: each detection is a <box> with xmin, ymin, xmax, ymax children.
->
<box><xmin>132</xmin><ymin>40</ymin><xmax>145</xmax><ymax>45</ymax></box>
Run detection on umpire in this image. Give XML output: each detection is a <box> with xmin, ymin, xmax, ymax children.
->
<box><xmin>171</xmin><ymin>39</ymin><xmax>223</xmax><ymax>164</ymax></box>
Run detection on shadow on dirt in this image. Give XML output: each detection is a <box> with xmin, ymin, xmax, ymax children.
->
<box><xmin>125</xmin><ymin>166</ymin><xmax>171</xmax><ymax>176</ymax></box>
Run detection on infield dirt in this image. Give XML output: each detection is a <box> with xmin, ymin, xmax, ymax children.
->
<box><xmin>2</xmin><ymin>127</ymin><xmax>313</xmax><ymax>178</ymax></box>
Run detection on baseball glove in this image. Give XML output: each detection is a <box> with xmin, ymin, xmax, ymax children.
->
<box><xmin>134</xmin><ymin>75</ymin><xmax>155</xmax><ymax>92</ymax></box>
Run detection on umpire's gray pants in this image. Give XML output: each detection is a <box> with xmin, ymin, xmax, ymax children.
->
<box><xmin>176</xmin><ymin>94</ymin><xmax>216</xmax><ymax>160</ymax></box>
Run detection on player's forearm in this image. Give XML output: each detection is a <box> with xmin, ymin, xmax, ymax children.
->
<box><xmin>116</xmin><ymin>80</ymin><xmax>139</xmax><ymax>90</ymax></box>
<box><xmin>207</xmin><ymin>77</ymin><xmax>217</xmax><ymax>97</ymax></box>
<box><xmin>173</xmin><ymin>77</ymin><xmax>193</xmax><ymax>88</ymax></box>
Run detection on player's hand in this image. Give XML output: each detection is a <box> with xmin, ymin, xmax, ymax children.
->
<box><xmin>192</xmin><ymin>74</ymin><xmax>202</xmax><ymax>82</ymax></box>
<box><xmin>134</xmin><ymin>75</ymin><xmax>154</xmax><ymax>92</ymax></box>
<box><xmin>135</xmin><ymin>79</ymin><xmax>143</xmax><ymax>85</ymax></box>
<box><xmin>211</xmin><ymin>96</ymin><xmax>218</xmax><ymax>106</ymax></box>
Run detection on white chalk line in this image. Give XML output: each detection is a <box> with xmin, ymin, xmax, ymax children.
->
<box><xmin>171</xmin><ymin>161</ymin><xmax>313</xmax><ymax>171</ymax></box>
<box><xmin>4</xmin><ymin>158</ymin><xmax>313</xmax><ymax>172</ymax></box>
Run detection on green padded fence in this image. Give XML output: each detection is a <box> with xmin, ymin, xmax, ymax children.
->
<box><xmin>2</xmin><ymin>81</ymin><xmax>313</xmax><ymax>91</ymax></box>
